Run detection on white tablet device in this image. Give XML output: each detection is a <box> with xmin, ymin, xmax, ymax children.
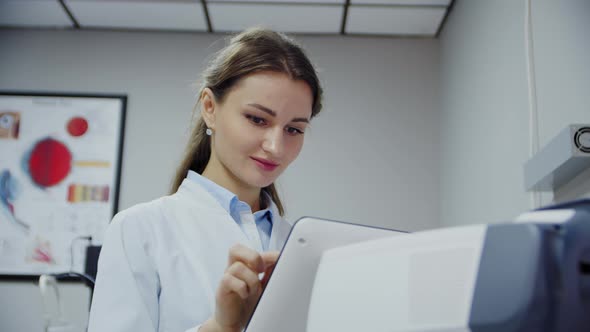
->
<box><xmin>244</xmin><ymin>216</ymin><xmax>406</xmax><ymax>332</ymax></box>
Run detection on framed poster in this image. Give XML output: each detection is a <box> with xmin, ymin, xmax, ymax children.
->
<box><xmin>0</xmin><ymin>92</ymin><xmax>126</xmax><ymax>279</ymax></box>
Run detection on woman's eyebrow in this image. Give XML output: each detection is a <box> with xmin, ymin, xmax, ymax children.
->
<box><xmin>247</xmin><ymin>103</ymin><xmax>309</xmax><ymax>123</ymax></box>
<box><xmin>248</xmin><ymin>103</ymin><xmax>276</xmax><ymax>116</ymax></box>
<box><xmin>291</xmin><ymin>118</ymin><xmax>309</xmax><ymax>124</ymax></box>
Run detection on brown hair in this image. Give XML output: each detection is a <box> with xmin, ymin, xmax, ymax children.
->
<box><xmin>170</xmin><ymin>27</ymin><xmax>324</xmax><ymax>216</ymax></box>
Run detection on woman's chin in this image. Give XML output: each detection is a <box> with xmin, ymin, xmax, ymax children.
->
<box><xmin>240</xmin><ymin>167</ymin><xmax>279</xmax><ymax>188</ymax></box>
<box><xmin>254</xmin><ymin>179</ymin><xmax>276</xmax><ymax>189</ymax></box>
<box><xmin>245</xmin><ymin>174</ymin><xmax>277</xmax><ymax>189</ymax></box>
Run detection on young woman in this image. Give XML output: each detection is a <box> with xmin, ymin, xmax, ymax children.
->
<box><xmin>87</xmin><ymin>27</ymin><xmax>323</xmax><ymax>332</ymax></box>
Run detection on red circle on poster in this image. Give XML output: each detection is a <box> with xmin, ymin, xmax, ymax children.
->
<box><xmin>28</xmin><ymin>138</ymin><xmax>72</xmax><ymax>187</ymax></box>
<box><xmin>67</xmin><ymin>117</ymin><xmax>88</xmax><ymax>137</ymax></box>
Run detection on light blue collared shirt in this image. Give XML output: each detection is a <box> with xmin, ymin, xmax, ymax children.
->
<box><xmin>186</xmin><ymin>170</ymin><xmax>273</xmax><ymax>251</ymax></box>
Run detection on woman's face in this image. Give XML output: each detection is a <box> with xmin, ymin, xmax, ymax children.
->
<box><xmin>202</xmin><ymin>71</ymin><xmax>313</xmax><ymax>190</ymax></box>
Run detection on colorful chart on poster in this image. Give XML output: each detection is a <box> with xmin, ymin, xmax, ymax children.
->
<box><xmin>0</xmin><ymin>93</ymin><xmax>125</xmax><ymax>276</ymax></box>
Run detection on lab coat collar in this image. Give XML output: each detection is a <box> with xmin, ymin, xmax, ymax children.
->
<box><xmin>267</xmin><ymin>198</ymin><xmax>292</xmax><ymax>252</ymax></box>
<box><xmin>187</xmin><ymin>170</ymin><xmax>275</xmax><ymax>228</ymax></box>
<box><xmin>178</xmin><ymin>178</ymin><xmax>292</xmax><ymax>252</ymax></box>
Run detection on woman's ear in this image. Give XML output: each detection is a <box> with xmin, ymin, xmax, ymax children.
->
<box><xmin>200</xmin><ymin>88</ymin><xmax>217</xmax><ymax>130</ymax></box>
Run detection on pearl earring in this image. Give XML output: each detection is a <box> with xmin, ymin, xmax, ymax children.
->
<box><xmin>206</xmin><ymin>128</ymin><xmax>212</xmax><ymax>136</ymax></box>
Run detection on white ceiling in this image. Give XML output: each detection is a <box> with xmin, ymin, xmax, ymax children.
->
<box><xmin>0</xmin><ymin>0</ymin><xmax>453</xmax><ymax>37</ymax></box>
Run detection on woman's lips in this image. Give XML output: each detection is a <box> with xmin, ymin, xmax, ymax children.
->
<box><xmin>251</xmin><ymin>157</ymin><xmax>279</xmax><ymax>171</ymax></box>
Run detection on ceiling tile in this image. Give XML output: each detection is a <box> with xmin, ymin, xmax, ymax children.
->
<box><xmin>65</xmin><ymin>0</ymin><xmax>207</xmax><ymax>31</ymax></box>
<box><xmin>208</xmin><ymin>0</ymin><xmax>345</xmax><ymax>4</ymax></box>
<box><xmin>346</xmin><ymin>6</ymin><xmax>446</xmax><ymax>36</ymax></box>
<box><xmin>84</xmin><ymin>0</ymin><xmax>197</xmax><ymax>2</ymax></box>
<box><xmin>0</xmin><ymin>0</ymin><xmax>73</xmax><ymax>28</ymax></box>
<box><xmin>350</xmin><ymin>0</ymin><xmax>450</xmax><ymax>5</ymax></box>
<box><xmin>208</xmin><ymin>3</ymin><xmax>342</xmax><ymax>34</ymax></box>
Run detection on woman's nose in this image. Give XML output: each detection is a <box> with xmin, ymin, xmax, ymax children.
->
<box><xmin>261</xmin><ymin>128</ymin><xmax>284</xmax><ymax>157</ymax></box>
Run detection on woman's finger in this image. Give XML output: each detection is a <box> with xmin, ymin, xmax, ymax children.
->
<box><xmin>228</xmin><ymin>244</ymin><xmax>264</xmax><ymax>273</ymax></box>
<box><xmin>260</xmin><ymin>251</ymin><xmax>280</xmax><ymax>287</ymax></box>
<box><xmin>219</xmin><ymin>272</ymin><xmax>249</xmax><ymax>300</ymax></box>
<box><xmin>260</xmin><ymin>251</ymin><xmax>280</xmax><ymax>266</ymax></box>
<box><xmin>226</xmin><ymin>261</ymin><xmax>261</xmax><ymax>297</ymax></box>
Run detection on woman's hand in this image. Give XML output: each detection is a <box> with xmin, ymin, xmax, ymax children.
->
<box><xmin>201</xmin><ymin>244</ymin><xmax>279</xmax><ymax>332</ymax></box>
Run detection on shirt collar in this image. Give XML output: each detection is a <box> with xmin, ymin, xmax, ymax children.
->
<box><xmin>254</xmin><ymin>193</ymin><xmax>274</xmax><ymax>224</ymax></box>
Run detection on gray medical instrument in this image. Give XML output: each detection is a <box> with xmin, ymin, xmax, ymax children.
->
<box><xmin>308</xmin><ymin>199</ymin><xmax>590</xmax><ymax>332</ymax></box>
<box><xmin>247</xmin><ymin>199</ymin><xmax>590</xmax><ymax>332</ymax></box>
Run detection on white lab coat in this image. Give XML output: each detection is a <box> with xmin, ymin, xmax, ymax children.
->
<box><xmin>87</xmin><ymin>178</ymin><xmax>293</xmax><ymax>332</ymax></box>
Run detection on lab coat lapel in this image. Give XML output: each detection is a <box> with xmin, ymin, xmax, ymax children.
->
<box><xmin>174</xmin><ymin>179</ymin><xmax>248</xmax><ymax>245</ymax></box>
<box><xmin>268</xmin><ymin>202</ymin><xmax>293</xmax><ymax>251</ymax></box>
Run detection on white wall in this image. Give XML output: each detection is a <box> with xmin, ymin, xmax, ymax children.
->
<box><xmin>0</xmin><ymin>29</ymin><xmax>440</xmax><ymax>331</ymax></box>
<box><xmin>531</xmin><ymin>0</ymin><xmax>590</xmax><ymax>202</ymax></box>
<box><xmin>439</xmin><ymin>0</ymin><xmax>590</xmax><ymax>227</ymax></box>
<box><xmin>279</xmin><ymin>37</ymin><xmax>440</xmax><ymax>231</ymax></box>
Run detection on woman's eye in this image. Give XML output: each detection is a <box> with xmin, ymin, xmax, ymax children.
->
<box><xmin>246</xmin><ymin>115</ymin><xmax>266</xmax><ymax>126</ymax></box>
<box><xmin>286</xmin><ymin>127</ymin><xmax>304</xmax><ymax>135</ymax></box>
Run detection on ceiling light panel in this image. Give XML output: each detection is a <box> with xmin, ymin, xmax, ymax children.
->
<box><xmin>65</xmin><ymin>0</ymin><xmax>206</xmax><ymax>31</ymax></box>
<box><xmin>346</xmin><ymin>6</ymin><xmax>446</xmax><ymax>36</ymax></box>
<box><xmin>0</xmin><ymin>1</ymin><xmax>73</xmax><ymax>28</ymax></box>
<box><xmin>207</xmin><ymin>0</ymin><xmax>344</xmax><ymax>3</ymax></box>
<box><xmin>350</xmin><ymin>0</ymin><xmax>450</xmax><ymax>5</ymax></box>
<box><xmin>208</xmin><ymin>3</ymin><xmax>342</xmax><ymax>34</ymax></box>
